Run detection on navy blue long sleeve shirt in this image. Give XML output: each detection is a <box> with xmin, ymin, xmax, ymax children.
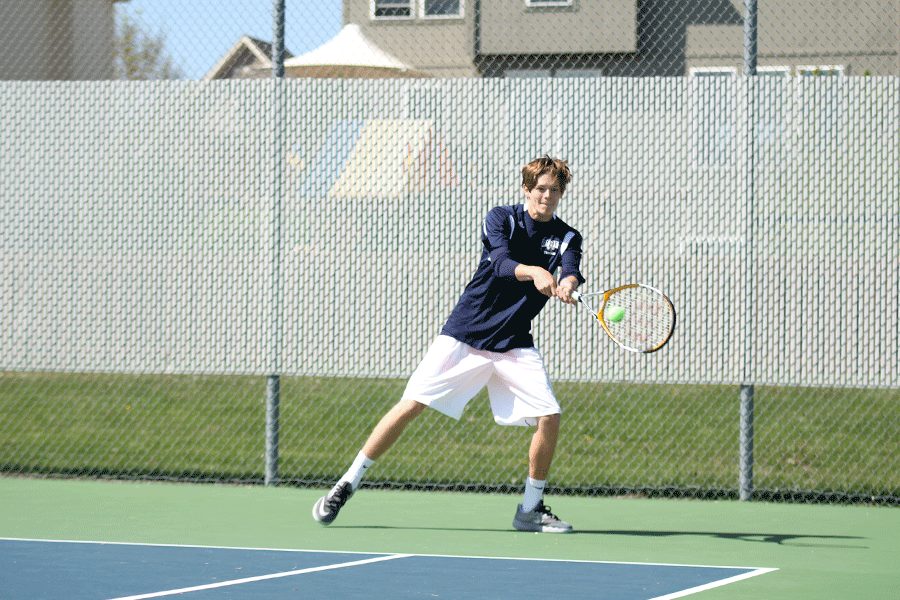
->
<box><xmin>441</xmin><ymin>204</ymin><xmax>584</xmax><ymax>352</ymax></box>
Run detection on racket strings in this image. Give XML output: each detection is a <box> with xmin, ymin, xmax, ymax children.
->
<box><xmin>604</xmin><ymin>287</ymin><xmax>675</xmax><ymax>352</ymax></box>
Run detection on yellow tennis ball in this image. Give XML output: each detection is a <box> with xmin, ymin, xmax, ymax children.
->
<box><xmin>607</xmin><ymin>306</ymin><xmax>625</xmax><ymax>323</ymax></box>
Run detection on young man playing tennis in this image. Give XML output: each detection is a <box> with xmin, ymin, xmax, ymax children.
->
<box><xmin>313</xmin><ymin>156</ymin><xmax>584</xmax><ymax>533</ymax></box>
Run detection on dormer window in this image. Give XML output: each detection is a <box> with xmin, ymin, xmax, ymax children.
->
<box><xmin>373</xmin><ymin>0</ymin><xmax>412</xmax><ymax>18</ymax></box>
<box><xmin>372</xmin><ymin>0</ymin><xmax>463</xmax><ymax>19</ymax></box>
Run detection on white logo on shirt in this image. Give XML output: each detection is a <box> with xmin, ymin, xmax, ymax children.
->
<box><xmin>541</xmin><ymin>237</ymin><xmax>560</xmax><ymax>256</ymax></box>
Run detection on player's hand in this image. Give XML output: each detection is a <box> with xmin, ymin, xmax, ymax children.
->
<box><xmin>555</xmin><ymin>277</ymin><xmax>579</xmax><ymax>305</ymax></box>
<box><xmin>528</xmin><ymin>267</ymin><xmax>558</xmax><ymax>298</ymax></box>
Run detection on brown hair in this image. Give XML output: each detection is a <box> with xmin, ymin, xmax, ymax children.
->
<box><xmin>521</xmin><ymin>155</ymin><xmax>571</xmax><ymax>194</ymax></box>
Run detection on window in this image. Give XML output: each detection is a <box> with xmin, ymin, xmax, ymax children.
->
<box><xmin>504</xmin><ymin>69</ymin><xmax>551</xmax><ymax>78</ymax></box>
<box><xmin>756</xmin><ymin>66</ymin><xmax>791</xmax><ymax>78</ymax></box>
<box><xmin>373</xmin><ymin>0</ymin><xmax>412</xmax><ymax>18</ymax></box>
<box><xmin>797</xmin><ymin>65</ymin><xmax>844</xmax><ymax>77</ymax></box>
<box><xmin>556</xmin><ymin>68</ymin><xmax>602</xmax><ymax>78</ymax></box>
<box><xmin>503</xmin><ymin>68</ymin><xmax>600</xmax><ymax>78</ymax></box>
<box><xmin>422</xmin><ymin>0</ymin><xmax>462</xmax><ymax>17</ymax></box>
<box><xmin>689</xmin><ymin>66</ymin><xmax>738</xmax><ymax>78</ymax></box>
<box><xmin>375</xmin><ymin>0</ymin><xmax>462</xmax><ymax>19</ymax></box>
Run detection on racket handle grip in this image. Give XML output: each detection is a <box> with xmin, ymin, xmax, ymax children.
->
<box><xmin>571</xmin><ymin>290</ymin><xmax>582</xmax><ymax>301</ymax></box>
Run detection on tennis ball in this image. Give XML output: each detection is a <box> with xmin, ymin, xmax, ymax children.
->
<box><xmin>607</xmin><ymin>306</ymin><xmax>625</xmax><ymax>323</ymax></box>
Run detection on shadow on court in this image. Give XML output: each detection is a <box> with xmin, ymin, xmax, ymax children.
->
<box><xmin>333</xmin><ymin>525</ymin><xmax>866</xmax><ymax>547</ymax></box>
<box><xmin>586</xmin><ymin>529</ymin><xmax>867</xmax><ymax>547</ymax></box>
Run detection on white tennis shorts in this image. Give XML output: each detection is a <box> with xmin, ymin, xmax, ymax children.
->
<box><xmin>402</xmin><ymin>335</ymin><xmax>561</xmax><ymax>427</ymax></box>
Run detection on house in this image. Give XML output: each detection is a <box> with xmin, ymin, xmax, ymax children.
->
<box><xmin>203</xmin><ymin>35</ymin><xmax>295</xmax><ymax>80</ymax></box>
<box><xmin>342</xmin><ymin>0</ymin><xmax>900</xmax><ymax>77</ymax></box>
<box><xmin>0</xmin><ymin>0</ymin><xmax>129</xmax><ymax>80</ymax></box>
<box><xmin>208</xmin><ymin>26</ymin><xmax>426</xmax><ymax>80</ymax></box>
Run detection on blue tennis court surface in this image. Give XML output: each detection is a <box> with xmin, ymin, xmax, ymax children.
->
<box><xmin>2</xmin><ymin>538</ymin><xmax>776</xmax><ymax>599</ymax></box>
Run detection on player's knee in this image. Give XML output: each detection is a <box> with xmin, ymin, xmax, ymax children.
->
<box><xmin>537</xmin><ymin>413</ymin><xmax>561</xmax><ymax>431</ymax></box>
<box><xmin>396</xmin><ymin>398</ymin><xmax>427</xmax><ymax>421</ymax></box>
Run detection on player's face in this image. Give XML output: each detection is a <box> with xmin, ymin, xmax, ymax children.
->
<box><xmin>523</xmin><ymin>173</ymin><xmax>563</xmax><ymax>222</ymax></box>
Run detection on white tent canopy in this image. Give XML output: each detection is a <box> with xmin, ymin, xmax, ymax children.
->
<box><xmin>283</xmin><ymin>24</ymin><xmax>429</xmax><ymax>78</ymax></box>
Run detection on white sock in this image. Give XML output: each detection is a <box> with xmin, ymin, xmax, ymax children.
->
<box><xmin>522</xmin><ymin>477</ymin><xmax>545</xmax><ymax>513</ymax></box>
<box><xmin>341</xmin><ymin>451</ymin><xmax>374</xmax><ymax>491</ymax></box>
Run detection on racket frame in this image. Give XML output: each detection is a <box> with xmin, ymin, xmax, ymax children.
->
<box><xmin>571</xmin><ymin>284</ymin><xmax>675</xmax><ymax>353</ymax></box>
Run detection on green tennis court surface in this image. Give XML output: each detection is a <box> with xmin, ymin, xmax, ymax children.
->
<box><xmin>2</xmin><ymin>477</ymin><xmax>895</xmax><ymax>599</ymax></box>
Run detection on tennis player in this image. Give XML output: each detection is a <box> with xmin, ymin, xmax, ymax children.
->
<box><xmin>313</xmin><ymin>156</ymin><xmax>584</xmax><ymax>533</ymax></box>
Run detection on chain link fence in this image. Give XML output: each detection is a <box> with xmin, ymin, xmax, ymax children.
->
<box><xmin>1</xmin><ymin>1</ymin><xmax>898</xmax><ymax>505</ymax></box>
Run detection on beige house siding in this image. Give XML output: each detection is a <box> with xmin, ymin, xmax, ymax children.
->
<box><xmin>344</xmin><ymin>1</ymin><xmax>476</xmax><ymax>77</ymax></box>
<box><xmin>0</xmin><ymin>0</ymin><xmax>121</xmax><ymax>80</ymax></box>
<box><xmin>480</xmin><ymin>0</ymin><xmax>635</xmax><ymax>55</ymax></box>
<box><xmin>347</xmin><ymin>0</ymin><xmax>900</xmax><ymax>77</ymax></box>
<box><xmin>685</xmin><ymin>0</ymin><xmax>899</xmax><ymax>76</ymax></box>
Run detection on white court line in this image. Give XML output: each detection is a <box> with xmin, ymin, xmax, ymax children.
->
<box><xmin>0</xmin><ymin>538</ymin><xmax>775</xmax><ymax>571</ymax></box>
<box><xmin>649</xmin><ymin>567</ymin><xmax>779</xmax><ymax>600</ymax></box>
<box><xmin>104</xmin><ymin>553</ymin><xmax>413</xmax><ymax>600</ymax></box>
<box><xmin>0</xmin><ymin>537</ymin><xmax>382</xmax><ymax>556</ymax></box>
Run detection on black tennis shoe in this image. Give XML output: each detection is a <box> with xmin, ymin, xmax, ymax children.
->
<box><xmin>312</xmin><ymin>481</ymin><xmax>354</xmax><ymax>525</ymax></box>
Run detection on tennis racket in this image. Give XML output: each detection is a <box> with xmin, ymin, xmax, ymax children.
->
<box><xmin>571</xmin><ymin>284</ymin><xmax>676</xmax><ymax>353</ymax></box>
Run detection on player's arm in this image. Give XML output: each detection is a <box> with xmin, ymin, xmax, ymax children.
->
<box><xmin>555</xmin><ymin>231</ymin><xmax>584</xmax><ymax>304</ymax></box>
<box><xmin>483</xmin><ymin>208</ymin><xmax>576</xmax><ymax>299</ymax></box>
<box><xmin>513</xmin><ymin>268</ymin><xmax>579</xmax><ymax>303</ymax></box>
<box><xmin>482</xmin><ymin>208</ymin><xmax>522</xmax><ymax>279</ymax></box>
<box><xmin>514</xmin><ymin>264</ymin><xmax>558</xmax><ymax>297</ymax></box>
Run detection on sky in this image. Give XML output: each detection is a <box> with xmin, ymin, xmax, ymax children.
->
<box><xmin>119</xmin><ymin>0</ymin><xmax>343</xmax><ymax>79</ymax></box>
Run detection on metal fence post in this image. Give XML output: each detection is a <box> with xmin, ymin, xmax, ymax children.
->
<box><xmin>739</xmin><ymin>384</ymin><xmax>755</xmax><ymax>500</ymax></box>
<box><xmin>266</xmin><ymin>375</ymin><xmax>281</xmax><ymax>485</ymax></box>
<box><xmin>265</xmin><ymin>0</ymin><xmax>287</xmax><ymax>487</ymax></box>
<box><xmin>739</xmin><ymin>0</ymin><xmax>758</xmax><ymax>501</ymax></box>
<box><xmin>743</xmin><ymin>0</ymin><xmax>757</xmax><ymax>76</ymax></box>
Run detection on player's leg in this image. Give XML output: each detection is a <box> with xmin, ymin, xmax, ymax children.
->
<box><xmin>514</xmin><ymin>412</ymin><xmax>571</xmax><ymax>532</ymax></box>
<box><xmin>528</xmin><ymin>412</ymin><xmax>560</xmax><ymax>481</ymax></box>
<box><xmin>313</xmin><ymin>336</ymin><xmax>492</xmax><ymax>526</ymax></box>
<box><xmin>362</xmin><ymin>398</ymin><xmax>427</xmax><ymax>460</ymax></box>
<box><xmin>488</xmin><ymin>348</ymin><xmax>573</xmax><ymax>533</ymax></box>
<box><xmin>312</xmin><ymin>398</ymin><xmax>425</xmax><ymax>526</ymax></box>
